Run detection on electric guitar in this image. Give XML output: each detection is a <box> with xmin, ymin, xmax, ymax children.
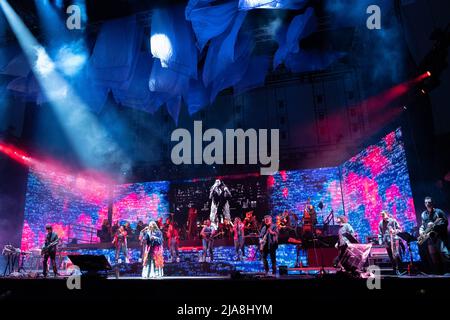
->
<box><xmin>259</xmin><ymin>229</ymin><xmax>270</xmax><ymax>251</ymax></box>
<box><xmin>41</xmin><ymin>239</ymin><xmax>59</xmax><ymax>255</ymax></box>
<box><xmin>418</xmin><ymin>218</ymin><xmax>443</xmax><ymax>245</ymax></box>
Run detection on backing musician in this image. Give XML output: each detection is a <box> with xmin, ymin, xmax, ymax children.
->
<box><xmin>259</xmin><ymin>215</ymin><xmax>279</xmax><ymax>276</ymax></box>
<box><xmin>112</xmin><ymin>225</ymin><xmax>129</xmax><ymax>264</ymax></box>
<box><xmin>418</xmin><ymin>197</ymin><xmax>449</xmax><ymax>274</ymax></box>
<box><xmin>334</xmin><ymin>215</ymin><xmax>355</xmax><ymax>270</ymax></box>
<box><xmin>302</xmin><ymin>201</ymin><xmax>317</xmax><ymax>236</ymax></box>
<box><xmin>378</xmin><ymin>211</ymin><xmax>402</xmax><ymax>275</ymax></box>
<box><xmin>201</xmin><ymin>219</ymin><xmax>215</xmax><ymax>262</ymax></box>
<box><xmin>243</xmin><ymin>211</ymin><xmax>258</xmax><ymax>235</ymax></box>
<box><xmin>167</xmin><ymin>223</ymin><xmax>180</xmax><ymax>263</ymax></box>
<box><xmin>233</xmin><ymin>217</ymin><xmax>245</xmax><ymax>261</ymax></box>
<box><xmin>187</xmin><ymin>205</ymin><xmax>198</xmax><ymax>240</ymax></box>
<box><xmin>42</xmin><ymin>224</ymin><xmax>59</xmax><ymax>277</ymax></box>
<box><xmin>138</xmin><ymin>223</ymin><xmax>149</xmax><ymax>263</ymax></box>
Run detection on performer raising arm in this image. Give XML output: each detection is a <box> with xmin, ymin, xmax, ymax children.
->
<box><xmin>209</xmin><ymin>179</ymin><xmax>231</xmax><ymax>230</ymax></box>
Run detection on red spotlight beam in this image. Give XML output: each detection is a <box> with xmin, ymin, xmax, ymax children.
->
<box><xmin>0</xmin><ymin>142</ymin><xmax>116</xmax><ymax>185</ymax></box>
<box><xmin>0</xmin><ymin>142</ymin><xmax>33</xmax><ymax>166</ymax></box>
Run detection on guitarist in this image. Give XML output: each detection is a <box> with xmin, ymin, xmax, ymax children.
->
<box><xmin>419</xmin><ymin>197</ymin><xmax>449</xmax><ymax>274</ymax></box>
<box><xmin>201</xmin><ymin>219</ymin><xmax>215</xmax><ymax>262</ymax></box>
<box><xmin>42</xmin><ymin>224</ymin><xmax>59</xmax><ymax>277</ymax></box>
<box><xmin>378</xmin><ymin>211</ymin><xmax>402</xmax><ymax>275</ymax></box>
<box><xmin>259</xmin><ymin>215</ymin><xmax>279</xmax><ymax>276</ymax></box>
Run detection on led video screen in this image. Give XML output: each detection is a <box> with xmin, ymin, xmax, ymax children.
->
<box><xmin>113</xmin><ymin>181</ymin><xmax>170</xmax><ymax>227</ymax></box>
<box><xmin>341</xmin><ymin>128</ymin><xmax>417</xmax><ymax>243</ymax></box>
<box><xmin>168</xmin><ymin>174</ymin><xmax>268</xmax><ymax>225</ymax></box>
<box><xmin>21</xmin><ymin>128</ymin><xmax>417</xmax><ymax>253</ymax></box>
<box><xmin>21</xmin><ymin>166</ymin><xmax>110</xmax><ymax>251</ymax></box>
<box><xmin>268</xmin><ymin>167</ymin><xmax>344</xmax><ymax>223</ymax></box>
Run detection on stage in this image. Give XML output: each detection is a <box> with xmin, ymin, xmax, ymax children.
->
<box><xmin>1</xmin><ymin>273</ymin><xmax>449</xmax><ymax>305</ymax></box>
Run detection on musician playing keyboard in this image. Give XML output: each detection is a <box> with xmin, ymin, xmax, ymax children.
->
<box><xmin>42</xmin><ymin>224</ymin><xmax>59</xmax><ymax>277</ymax></box>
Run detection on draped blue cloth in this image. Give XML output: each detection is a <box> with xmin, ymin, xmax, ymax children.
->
<box><xmin>88</xmin><ymin>15</ymin><xmax>143</xmax><ymax>90</ymax></box>
<box><xmin>238</xmin><ymin>0</ymin><xmax>308</xmax><ymax>10</ymax></box>
<box><xmin>203</xmin><ymin>11</ymin><xmax>247</xmax><ymax>87</ymax></box>
<box><xmin>151</xmin><ymin>6</ymin><xmax>198</xmax><ymax>78</ymax></box>
<box><xmin>166</xmin><ymin>96</ymin><xmax>182</xmax><ymax>126</ymax></box>
<box><xmin>6</xmin><ymin>73</ymin><xmax>40</xmax><ymax>101</ymax></box>
<box><xmin>113</xmin><ymin>52</ymin><xmax>172</xmax><ymax>114</ymax></box>
<box><xmin>150</xmin><ymin>6</ymin><xmax>199</xmax><ymax>123</ymax></box>
<box><xmin>70</xmin><ymin>77</ymin><xmax>109</xmax><ymax>113</ymax></box>
<box><xmin>113</xmin><ymin>52</ymin><xmax>158</xmax><ymax>112</ymax></box>
<box><xmin>2</xmin><ymin>1</ymin><xmax>352</xmax><ymax>118</ymax></box>
<box><xmin>185</xmin><ymin>78</ymin><xmax>210</xmax><ymax>115</ymax></box>
<box><xmin>149</xmin><ymin>58</ymin><xmax>190</xmax><ymax>100</ymax></box>
<box><xmin>209</xmin><ymin>32</ymin><xmax>253</xmax><ymax>102</ymax></box>
<box><xmin>186</xmin><ymin>0</ymin><xmax>238</xmax><ymax>51</ymax></box>
<box><xmin>234</xmin><ymin>55</ymin><xmax>270</xmax><ymax>95</ymax></box>
<box><xmin>185</xmin><ymin>0</ymin><xmax>214</xmax><ymax>18</ymax></box>
<box><xmin>1</xmin><ymin>53</ymin><xmax>30</xmax><ymax>77</ymax></box>
<box><xmin>273</xmin><ymin>7</ymin><xmax>316</xmax><ymax>69</ymax></box>
<box><xmin>0</xmin><ymin>45</ymin><xmax>22</xmax><ymax>75</ymax></box>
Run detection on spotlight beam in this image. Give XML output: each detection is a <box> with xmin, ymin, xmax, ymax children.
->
<box><xmin>0</xmin><ymin>0</ymin><xmax>129</xmax><ymax>170</ymax></box>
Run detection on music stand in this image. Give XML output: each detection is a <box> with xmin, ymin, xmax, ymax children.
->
<box><xmin>397</xmin><ymin>231</ymin><xmax>425</xmax><ymax>276</ymax></box>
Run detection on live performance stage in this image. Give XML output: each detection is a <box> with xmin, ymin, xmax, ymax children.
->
<box><xmin>1</xmin><ymin>0</ymin><xmax>450</xmax><ymax>315</ymax></box>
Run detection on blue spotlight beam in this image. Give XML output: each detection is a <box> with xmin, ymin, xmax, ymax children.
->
<box><xmin>0</xmin><ymin>0</ymin><xmax>129</xmax><ymax>171</ymax></box>
<box><xmin>34</xmin><ymin>0</ymin><xmax>88</xmax><ymax>76</ymax></box>
<box><xmin>34</xmin><ymin>0</ymin><xmax>66</xmax><ymax>44</ymax></box>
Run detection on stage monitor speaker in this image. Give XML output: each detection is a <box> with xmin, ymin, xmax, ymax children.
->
<box><xmin>279</xmin><ymin>265</ymin><xmax>288</xmax><ymax>275</ymax></box>
<box><xmin>68</xmin><ymin>254</ymin><xmax>112</xmax><ymax>273</ymax></box>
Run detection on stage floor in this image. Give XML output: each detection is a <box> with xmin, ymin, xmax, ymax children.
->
<box><xmin>1</xmin><ymin>273</ymin><xmax>449</xmax><ymax>304</ymax></box>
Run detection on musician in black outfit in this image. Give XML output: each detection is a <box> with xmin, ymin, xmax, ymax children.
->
<box><xmin>42</xmin><ymin>224</ymin><xmax>59</xmax><ymax>277</ymax></box>
<box><xmin>259</xmin><ymin>215</ymin><xmax>279</xmax><ymax>276</ymax></box>
<box><xmin>419</xmin><ymin>197</ymin><xmax>449</xmax><ymax>274</ymax></box>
